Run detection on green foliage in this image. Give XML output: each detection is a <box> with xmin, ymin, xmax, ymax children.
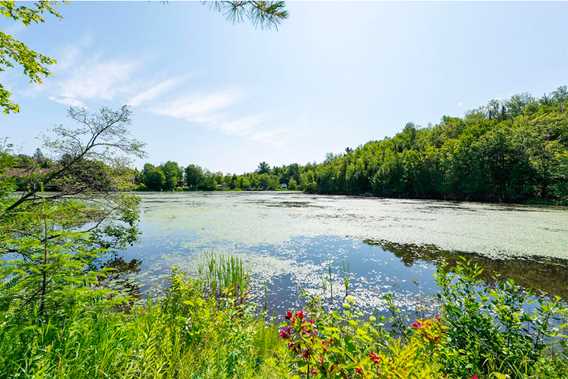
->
<box><xmin>288</xmin><ymin>177</ymin><xmax>298</xmax><ymax>190</ymax></box>
<box><xmin>140</xmin><ymin>163</ymin><xmax>166</xmax><ymax>191</ymax></box>
<box><xmin>198</xmin><ymin>253</ymin><xmax>250</xmax><ymax>305</ymax></box>
<box><xmin>303</xmin><ymin>88</ymin><xmax>568</xmax><ymax>203</ymax></box>
<box><xmin>210</xmin><ymin>1</ymin><xmax>288</xmax><ymax>30</ymax></box>
<box><xmin>0</xmin><ymin>0</ymin><xmax>61</xmax><ymax>114</ymax></box>
<box><xmin>0</xmin><ymin>106</ymin><xmax>143</xmax><ymax>324</ymax></box>
<box><xmin>0</xmin><ymin>256</ymin><xmax>566</xmax><ymax>378</ymax></box>
<box><xmin>435</xmin><ymin>260</ymin><xmax>568</xmax><ymax>378</ymax></box>
<box><xmin>257</xmin><ymin>161</ymin><xmax>271</xmax><ymax>174</ymax></box>
<box><xmin>184</xmin><ymin>163</ymin><xmax>204</xmax><ymax>190</ymax></box>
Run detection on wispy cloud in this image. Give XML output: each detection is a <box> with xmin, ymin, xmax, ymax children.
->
<box><xmin>127</xmin><ymin>75</ymin><xmax>190</xmax><ymax>107</ymax></box>
<box><xmin>56</xmin><ymin>59</ymin><xmax>138</xmax><ymax>103</ymax></box>
<box><xmin>26</xmin><ymin>39</ymin><xmax>288</xmax><ymax>145</ymax></box>
<box><xmin>152</xmin><ymin>90</ymin><xmax>288</xmax><ymax>145</ymax></box>
<box><xmin>152</xmin><ymin>90</ymin><xmax>241</xmax><ymax>123</ymax></box>
<box><xmin>48</xmin><ymin>96</ymin><xmax>86</xmax><ymax>108</ymax></box>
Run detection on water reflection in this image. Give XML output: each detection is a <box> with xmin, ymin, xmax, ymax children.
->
<box><xmin>115</xmin><ymin>193</ymin><xmax>568</xmax><ymax>315</ymax></box>
<box><xmin>99</xmin><ymin>254</ymin><xmax>143</xmax><ymax>299</ymax></box>
<box><xmin>365</xmin><ymin>239</ymin><xmax>568</xmax><ymax>299</ymax></box>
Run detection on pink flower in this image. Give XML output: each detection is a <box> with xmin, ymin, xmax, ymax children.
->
<box><xmin>279</xmin><ymin>326</ymin><xmax>292</xmax><ymax>339</ymax></box>
<box><xmin>435</xmin><ymin>314</ymin><xmax>441</xmax><ymax>321</ymax></box>
<box><xmin>411</xmin><ymin>320</ymin><xmax>423</xmax><ymax>329</ymax></box>
<box><xmin>471</xmin><ymin>375</ymin><xmax>479</xmax><ymax>379</ymax></box>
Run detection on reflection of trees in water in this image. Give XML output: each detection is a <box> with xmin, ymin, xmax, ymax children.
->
<box><xmin>98</xmin><ymin>255</ymin><xmax>142</xmax><ymax>300</ymax></box>
<box><xmin>364</xmin><ymin>239</ymin><xmax>568</xmax><ymax>299</ymax></box>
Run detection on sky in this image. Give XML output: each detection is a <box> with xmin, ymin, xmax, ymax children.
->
<box><xmin>1</xmin><ymin>1</ymin><xmax>568</xmax><ymax>173</ymax></box>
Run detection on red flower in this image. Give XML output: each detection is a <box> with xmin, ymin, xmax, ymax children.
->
<box><xmin>355</xmin><ymin>367</ymin><xmax>363</xmax><ymax>375</ymax></box>
<box><xmin>296</xmin><ymin>310</ymin><xmax>305</xmax><ymax>320</ymax></box>
<box><xmin>411</xmin><ymin>320</ymin><xmax>423</xmax><ymax>329</ymax></box>
<box><xmin>471</xmin><ymin>375</ymin><xmax>479</xmax><ymax>379</ymax></box>
<box><xmin>369</xmin><ymin>351</ymin><xmax>381</xmax><ymax>365</ymax></box>
<box><xmin>279</xmin><ymin>326</ymin><xmax>292</xmax><ymax>339</ymax></box>
<box><xmin>302</xmin><ymin>348</ymin><xmax>311</xmax><ymax>359</ymax></box>
<box><xmin>285</xmin><ymin>310</ymin><xmax>293</xmax><ymax>320</ymax></box>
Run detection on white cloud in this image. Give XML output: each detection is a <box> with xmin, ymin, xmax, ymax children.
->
<box><xmin>152</xmin><ymin>90</ymin><xmax>288</xmax><ymax>145</ymax></box>
<box><xmin>48</xmin><ymin>96</ymin><xmax>86</xmax><ymax>108</ymax></box>
<box><xmin>152</xmin><ymin>90</ymin><xmax>241</xmax><ymax>123</ymax></box>
<box><xmin>127</xmin><ymin>75</ymin><xmax>190</xmax><ymax>107</ymax></box>
<box><xmin>32</xmin><ymin>39</ymin><xmax>288</xmax><ymax>145</ymax></box>
<box><xmin>56</xmin><ymin>59</ymin><xmax>138</xmax><ymax>103</ymax></box>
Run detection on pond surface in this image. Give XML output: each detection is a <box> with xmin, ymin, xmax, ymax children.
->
<box><xmin>119</xmin><ymin>192</ymin><xmax>568</xmax><ymax>314</ymax></box>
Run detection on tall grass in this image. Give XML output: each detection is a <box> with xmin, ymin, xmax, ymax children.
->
<box><xmin>0</xmin><ymin>255</ymin><xmax>566</xmax><ymax>378</ymax></box>
<box><xmin>198</xmin><ymin>252</ymin><xmax>250</xmax><ymax>304</ymax></box>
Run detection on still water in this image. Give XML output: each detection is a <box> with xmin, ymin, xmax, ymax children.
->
<box><xmin>118</xmin><ymin>192</ymin><xmax>568</xmax><ymax>313</ymax></box>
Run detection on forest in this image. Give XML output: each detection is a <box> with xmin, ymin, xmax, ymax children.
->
<box><xmin>96</xmin><ymin>88</ymin><xmax>568</xmax><ymax>203</ymax></box>
<box><xmin>8</xmin><ymin>88</ymin><xmax>567</xmax><ymax>203</ymax></box>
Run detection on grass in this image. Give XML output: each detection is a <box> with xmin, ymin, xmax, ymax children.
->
<box><xmin>0</xmin><ymin>256</ymin><xmax>566</xmax><ymax>378</ymax></box>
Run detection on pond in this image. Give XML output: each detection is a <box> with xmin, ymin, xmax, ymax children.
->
<box><xmin>118</xmin><ymin>192</ymin><xmax>568</xmax><ymax>314</ymax></box>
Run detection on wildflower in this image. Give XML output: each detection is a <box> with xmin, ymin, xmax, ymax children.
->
<box><xmin>411</xmin><ymin>320</ymin><xmax>423</xmax><ymax>329</ymax></box>
<box><xmin>355</xmin><ymin>367</ymin><xmax>363</xmax><ymax>375</ymax></box>
<box><xmin>435</xmin><ymin>314</ymin><xmax>441</xmax><ymax>321</ymax></box>
<box><xmin>285</xmin><ymin>310</ymin><xmax>293</xmax><ymax>320</ymax></box>
<box><xmin>295</xmin><ymin>310</ymin><xmax>304</xmax><ymax>320</ymax></box>
<box><xmin>301</xmin><ymin>348</ymin><xmax>311</xmax><ymax>359</ymax></box>
<box><xmin>279</xmin><ymin>326</ymin><xmax>292</xmax><ymax>339</ymax></box>
<box><xmin>369</xmin><ymin>351</ymin><xmax>381</xmax><ymax>365</ymax></box>
<box><xmin>471</xmin><ymin>375</ymin><xmax>478</xmax><ymax>379</ymax></box>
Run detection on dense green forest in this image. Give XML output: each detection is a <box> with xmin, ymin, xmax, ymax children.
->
<box><xmin>131</xmin><ymin>88</ymin><xmax>568</xmax><ymax>203</ymax></box>
<box><xmin>9</xmin><ymin>87</ymin><xmax>567</xmax><ymax>203</ymax></box>
<box><xmin>304</xmin><ymin>88</ymin><xmax>568</xmax><ymax>203</ymax></box>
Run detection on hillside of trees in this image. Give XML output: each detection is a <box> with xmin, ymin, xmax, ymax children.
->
<box><xmin>134</xmin><ymin>87</ymin><xmax>568</xmax><ymax>204</ymax></box>
<box><xmin>301</xmin><ymin>88</ymin><xmax>568</xmax><ymax>203</ymax></box>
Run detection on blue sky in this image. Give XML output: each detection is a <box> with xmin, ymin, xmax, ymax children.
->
<box><xmin>1</xmin><ymin>1</ymin><xmax>568</xmax><ymax>173</ymax></box>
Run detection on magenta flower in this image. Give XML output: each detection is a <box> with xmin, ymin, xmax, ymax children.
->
<box><xmin>411</xmin><ymin>320</ymin><xmax>423</xmax><ymax>329</ymax></box>
<box><xmin>279</xmin><ymin>326</ymin><xmax>292</xmax><ymax>339</ymax></box>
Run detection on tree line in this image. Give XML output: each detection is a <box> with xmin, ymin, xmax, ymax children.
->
<box><xmin>302</xmin><ymin>87</ymin><xmax>568</xmax><ymax>203</ymax></box>
<box><xmin>135</xmin><ymin>87</ymin><xmax>568</xmax><ymax>203</ymax></box>
<box><xmin>136</xmin><ymin>161</ymin><xmax>301</xmax><ymax>191</ymax></box>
